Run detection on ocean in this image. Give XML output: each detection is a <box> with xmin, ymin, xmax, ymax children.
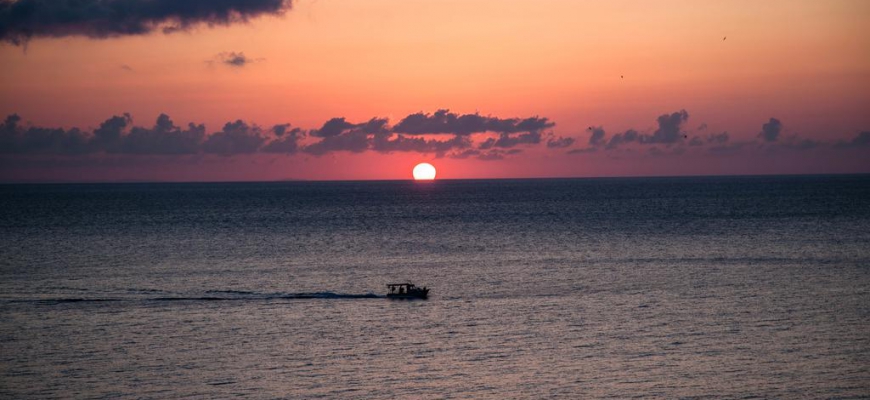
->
<box><xmin>1</xmin><ymin>175</ymin><xmax>868</xmax><ymax>398</ymax></box>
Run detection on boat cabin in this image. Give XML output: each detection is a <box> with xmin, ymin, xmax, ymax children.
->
<box><xmin>386</xmin><ymin>283</ymin><xmax>429</xmax><ymax>299</ymax></box>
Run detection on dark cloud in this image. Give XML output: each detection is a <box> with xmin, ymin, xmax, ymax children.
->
<box><xmin>262</xmin><ymin>125</ymin><xmax>303</xmax><ymax>154</ymax></box>
<box><xmin>834</xmin><ymin>131</ymin><xmax>870</xmax><ymax>149</ymax></box>
<box><xmin>587</xmin><ymin>110</ymin><xmax>689</xmax><ymax>151</ymax></box>
<box><xmin>271</xmin><ymin>123</ymin><xmax>292</xmax><ymax>136</ymax></box>
<box><xmin>0</xmin><ymin>114</ymin><xmax>22</xmax><ymax>151</ymax></box>
<box><xmin>587</xmin><ymin>126</ymin><xmax>606</xmax><ymax>146</ymax></box>
<box><xmin>0</xmin><ymin>114</ymin><xmax>91</xmax><ymax>154</ymax></box>
<box><xmin>372</xmin><ymin>133</ymin><xmax>470</xmax><ymax>154</ymax></box>
<box><xmin>304</xmin><ymin>117</ymin><xmax>390</xmax><ymax>154</ymax></box>
<box><xmin>0</xmin><ymin>0</ymin><xmax>291</xmax><ymax>46</ymax></box>
<box><xmin>302</xmin><ymin>111</ymin><xmax>552</xmax><ymax>156</ymax></box>
<box><xmin>392</xmin><ymin>110</ymin><xmax>480</xmax><ymax>135</ymax></box>
<box><xmin>392</xmin><ymin>110</ymin><xmax>472</xmax><ymax>135</ymax></box>
<box><xmin>116</xmin><ymin>114</ymin><xmax>205</xmax><ymax>154</ymax></box>
<box><xmin>392</xmin><ymin>109</ymin><xmax>553</xmax><ymax>135</ymax></box>
<box><xmin>218</xmin><ymin>52</ymin><xmax>259</xmax><ymax>67</ymax></box>
<box><xmin>311</xmin><ymin>117</ymin><xmax>356</xmax><ymax>138</ymax></box>
<box><xmin>0</xmin><ymin>113</ymin><xmax>269</xmax><ymax>156</ymax></box>
<box><xmin>262</xmin><ymin>137</ymin><xmax>301</xmax><ymax>153</ymax></box>
<box><xmin>478</xmin><ymin>131</ymin><xmax>542</xmax><ymax>149</ymax></box>
<box><xmin>547</xmin><ymin>136</ymin><xmax>575</xmax><ymax>148</ymax></box>
<box><xmin>605</xmin><ymin>129</ymin><xmax>639</xmax><ymax>150</ymax></box>
<box><xmin>514</xmin><ymin>118</ymin><xmax>551</xmax><ymax>132</ymax></box>
<box><xmin>477</xmin><ymin>137</ymin><xmax>494</xmax><ymax>149</ymax></box>
<box><xmin>201</xmin><ymin>120</ymin><xmax>266</xmax><ymax>156</ymax></box>
<box><xmin>640</xmin><ymin>110</ymin><xmax>689</xmax><ymax>144</ymax></box>
<box><xmin>302</xmin><ymin>129</ymin><xmax>369</xmax><ymax>155</ymax></box>
<box><xmin>91</xmin><ymin>114</ymin><xmax>132</xmax><ymax>151</ymax></box>
<box><xmin>358</xmin><ymin>118</ymin><xmax>390</xmax><ymax>134</ymax></box>
<box><xmin>305</xmin><ymin>114</ymin><xmax>463</xmax><ymax>156</ymax></box>
<box><xmin>759</xmin><ymin>118</ymin><xmax>782</xmax><ymax>142</ymax></box>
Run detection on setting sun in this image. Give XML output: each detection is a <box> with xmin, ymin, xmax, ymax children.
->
<box><xmin>412</xmin><ymin>163</ymin><xmax>437</xmax><ymax>180</ymax></box>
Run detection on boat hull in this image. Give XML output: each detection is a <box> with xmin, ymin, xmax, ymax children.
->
<box><xmin>386</xmin><ymin>292</ymin><xmax>428</xmax><ymax>300</ymax></box>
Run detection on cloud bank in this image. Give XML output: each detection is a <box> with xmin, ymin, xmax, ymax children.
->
<box><xmin>3</xmin><ymin>110</ymin><xmax>867</xmax><ymax>167</ymax></box>
<box><xmin>0</xmin><ymin>110</ymin><xmax>553</xmax><ymax>161</ymax></box>
<box><xmin>560</xmin><ymin>110</ymin><xmax>870</xmax><ymax>160</ymax></box>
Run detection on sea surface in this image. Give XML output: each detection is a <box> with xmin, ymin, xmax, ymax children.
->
<box><xmin>1</xmin><ymin>175</ymin><xmax>868</xmax><ymax>398</ymax></box>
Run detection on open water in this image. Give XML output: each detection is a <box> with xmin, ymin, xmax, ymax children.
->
<box><xmin>1</xmin><ymin>175</ymin><xmax>868</xmax><ymax>398</ymax></box>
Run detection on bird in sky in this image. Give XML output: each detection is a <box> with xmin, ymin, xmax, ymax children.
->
<box><xmin>723</xmin><ymin>36</ymin><xmax>727</xmax><ymax>41</ymax></box>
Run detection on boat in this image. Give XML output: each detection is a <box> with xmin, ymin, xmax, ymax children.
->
<box><xmin>386</xmin><ymin>283</ymin><xmax>429</xmax><ymax>299</ymax></box>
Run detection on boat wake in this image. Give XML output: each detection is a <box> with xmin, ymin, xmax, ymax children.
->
<box><xmin>203</xmin><ymin>290</ymin><xmax>384</xmax><ymax>300</ymax></box>
<box><xmin>6</xmin><ymin>291</ymin><xmax>385</xmax><ymax>305</ymax></box>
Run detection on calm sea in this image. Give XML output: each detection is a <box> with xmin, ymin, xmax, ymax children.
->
<box><xmin>1</xmin><ymin>176</ymin><xmax>868</xmax><ymax>398</ymax></box>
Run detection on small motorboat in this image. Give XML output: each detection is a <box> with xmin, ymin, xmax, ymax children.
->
<box><xmin>386</xmin><ymin>283</ymin><xmax>429</xmax><ymax>299</ymax></box>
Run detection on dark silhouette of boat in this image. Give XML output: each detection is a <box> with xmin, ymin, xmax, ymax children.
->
<box><xmin>386</xmin><ymin>283</ymin><xmax>429</xmax><ymax>299</ymax></box>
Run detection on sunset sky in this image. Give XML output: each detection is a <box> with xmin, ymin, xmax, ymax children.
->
<box><xmin>1</xmin><ymin>0</ymin><xmax>869</xmax><ymax>182</ymax></box>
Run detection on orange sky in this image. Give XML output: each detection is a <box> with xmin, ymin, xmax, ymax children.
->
<box><xmin>1</xmin><ymin>0</ymin><xmax>869</xmax><ymax>181</ymax></box>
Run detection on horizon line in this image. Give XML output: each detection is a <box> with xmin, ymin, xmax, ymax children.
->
<box><xmin>1</xmin><ymin>172</ymin><xmax>868</xmax><ymax>186</ymax></box>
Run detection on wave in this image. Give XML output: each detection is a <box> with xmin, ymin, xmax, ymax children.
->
<box><xmin>5</xmin><ymin>291</ymin><xmax>385</xmax><ymax>305</ymax></box>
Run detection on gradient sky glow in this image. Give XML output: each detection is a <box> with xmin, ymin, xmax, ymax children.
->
<box><xmin>1</xmin><ymin>0</ymin><xmax>869</xmax><ymax>182</ymax></box>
